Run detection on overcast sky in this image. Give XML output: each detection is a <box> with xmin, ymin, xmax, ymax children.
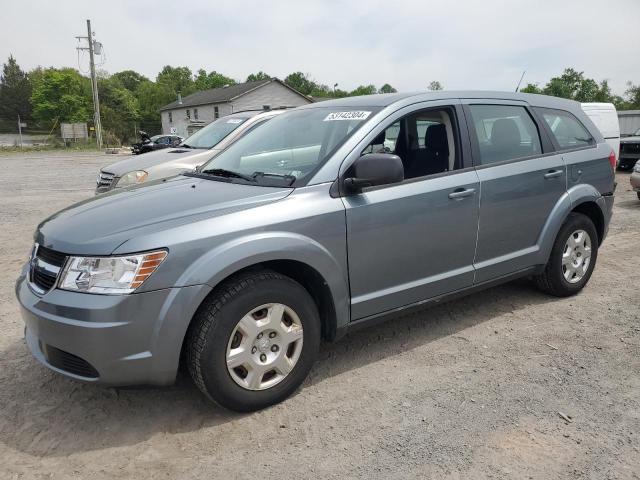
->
<box><xmin>2</xmin><ymin>0</ymin><xmax>639</xmax><ymax>95</ymax></box>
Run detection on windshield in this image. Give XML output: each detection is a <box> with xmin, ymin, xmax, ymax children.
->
<box><xmin>182</xmin><ymin>115</ymin><xmax>250</xmax><ymax>149</ymax></box>
<box><xmin>200</xmin><ymin>107</ymin><xmax>379</xmax><ymax>186</ymax></box>
<box><xmin>150</xmin><ymin>135</ymin><xmax>161</xmax><ymax>142</ymax></box>
<box><xmin>634</xmin><ymin>127</ymin><xmax>640</xmax><ymax>136</ymax></box>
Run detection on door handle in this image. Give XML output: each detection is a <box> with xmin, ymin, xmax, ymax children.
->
<box><xmin>544</xmin><ymin>170</ymin><xmax>563</xmax><ymax>179</ymax></box>
<box><xmin>448</xmin><ymin>188</ymin><xmax>476</xmax><ymax>199</ymax></box>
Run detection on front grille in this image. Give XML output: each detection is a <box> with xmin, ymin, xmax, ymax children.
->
<box><xmin>621</xmin><ymin>143</ymin><xmax>640</xmax><ymax>154</ymax></box>
<box><xmin>33</xmin><ymin>269</ymin><xmax>57</xmax><ymax>290</ymax></box>
<box><xmin>97</xmin><ymin>170</ymin><xmax>116</xmax><ymax>189</ymax></box>
<box><xmin>29</xmin><ymin>244</ymin><xmax>66</xmax><ymax>294</ymax></box>
<box><xmin>40</xmin><ymin>342</ymin><xmax>99</xmax><ymax>378</ymax></box>
<box><xmin>37</xmin><ymin>245</ymin><xmax>67</xmax><ymax>266</ymax></box>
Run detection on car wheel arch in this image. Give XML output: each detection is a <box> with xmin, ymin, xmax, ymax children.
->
<box><xmin>537</xmin><ymin>184</ymin><xmax>606</xmax><ymax>265</ymax></box>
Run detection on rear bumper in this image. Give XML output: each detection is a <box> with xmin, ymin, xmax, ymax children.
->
<box><xmin>618</xmin><ymin>157</ymin><xmax>639</xmax><ymax>170</ymax></box>
<box><xmin>15</xmin><ymin>270</ymin><xmax>211</xmax><ymax>386</ymax></box>
<box><xmin>598</xmin><ymin>194</ymin><xmax>615</xmax><ymax>243</ymax></box>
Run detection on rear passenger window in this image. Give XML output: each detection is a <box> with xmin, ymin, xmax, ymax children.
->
<box><xmin>468</xmin><ymin>105</ymin><xmax>542</xmax><ymax>164</ymax></box>
<box><xmin>537</xmin><ymin>108</ymin><xmax>594</xmax><ymax>150</ymax></box>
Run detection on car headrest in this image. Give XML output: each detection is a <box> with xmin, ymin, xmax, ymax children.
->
<box><xmin>425</xmin><ymin>124</ymin><xmax>449</xmax><ymax>153</ymax></box>
<box><xmin>491</xmin><ymin>118</ymin><xmax>521</xmax><ymax>149</ymax></box>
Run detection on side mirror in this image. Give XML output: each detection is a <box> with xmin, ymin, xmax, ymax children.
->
<box><xmin>344</xmin><ymin>153</ymin><xmax>404</xmax><ymax>193</ymax></box>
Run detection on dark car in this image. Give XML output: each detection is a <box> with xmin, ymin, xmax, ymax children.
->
<box><xmin>132</xmin><ymin>133</ymin><xmax>183</xmax><ymax>155</ymax></box>
<box><xmin>618</xmin><ymin>127</ymin><xmax>640</xmax><ymax>170</ymax></box>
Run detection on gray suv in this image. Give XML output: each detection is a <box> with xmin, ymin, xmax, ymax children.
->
<box><xmin>16</xmin><ymin>92</ymin><xmax>615</xmax><ymax>412</ymax></box>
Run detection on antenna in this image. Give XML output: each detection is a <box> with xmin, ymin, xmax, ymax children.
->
<box><xmin>515</xmin><ymin>70</ymin><xmax>526</xmax><ymax>92</ymax></box>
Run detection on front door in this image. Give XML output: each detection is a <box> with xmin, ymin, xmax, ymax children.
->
<box><xmin>343</xmin><ymin>105</ymin><xmax>480</xmax><ymax>320</ymax></box>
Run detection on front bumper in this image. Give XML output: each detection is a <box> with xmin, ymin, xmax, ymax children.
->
<box><xmin>16</xmin><ymin>270</ymin><xmax>211</xmax><ymax>386</ymax></box>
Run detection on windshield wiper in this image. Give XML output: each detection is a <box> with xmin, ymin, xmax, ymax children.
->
<box><xmin>252</xmin><ymin>172</ymin><xmax>297</xmax><ymax>186</ymax></box>
<box><xmin>180</xmin><ymin>143</ymin><xmax>195</xmax><ymax>149</ymax></box>
<box><xmin>202</xmin><ymin>168</ymin><xmax>256</xmax><ymax>182</ymax></box>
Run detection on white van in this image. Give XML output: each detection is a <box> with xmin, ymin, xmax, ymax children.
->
<box><xmin>581</xmin><ymin>103</ymin><xmax>620</xmax><ymax>163</ymax></box>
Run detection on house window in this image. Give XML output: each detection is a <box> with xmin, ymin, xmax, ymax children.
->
<box><xmin>214</xmin><ymin>106</ymin><xmax>219</xmax><ymax>119</ymax></box>
<box><xmin>186</xmin><ymin>109</ymin><xmax>191</xmax><ymax>120</ymax></box>
<box><xmin>194</xmin><ymin>108</ymin><xmax>199</xmax><ymax>120</ymax></box>
<box><xmin>168</xmin><ymin>112</ymin><xmax>172</xmax><ymax>123</ymax></box>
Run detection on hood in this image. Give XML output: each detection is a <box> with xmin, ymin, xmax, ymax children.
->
<box><xmin>102</xmin><ymin>148</ymin><xmax>216</xmax><ymax>176</ymax></box>
<box><xmin>36</xmin><ymin>176</ymin><xmax>292</xmax><ymax>255</ymax></box>
<box><xmin>621</xmin><ymin>136</ymin><xmax>640</xmax><ymax>143</ymax></box>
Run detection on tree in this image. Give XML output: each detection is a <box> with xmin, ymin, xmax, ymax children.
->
<box><xmin>0</xmin><ymin>55</ymin><xmax>32</xmax><ymax>121</ymax></box>
<box><xmin>428</xmin><ymin>81</ymin><xmax>443</xmax><ymax>91</ymax></box>
<box><xmin>520</xmin><ymin>83</ymin><xmax>542</xmax><ymax>94</ymax></box>
<box><xmin>194</xmin><ymin>69</ymin><xmax>236</xmax><ymax>91</ymax></box>
<box><xmin>111</xmin><ymin>70</ymin><xmax>148</xmax><ymax>92</ymax></box>
<box><xmin>246</xmin><ymin>71</ymin><xmax>271</xmax><ymax>82</ymax></box>
<box><xmin>625</xmin><ymin>82</ymin><xmax>640</xmax><ymax>109</ymax></box>
<box><xmin>135</xmin><ymin>79</ymin><xmax>174</xmax><ymax>134</ymax></box>
<box><xmin>98</xmin><ymin>74</ymin><xmax>141</xmax><ymax>143</ymax></box>
<box><xmin>378</xmin><ymin>83</ymin><xmax>397</xmax><ymax>94</ymax></box>
<box><xmin>156</xmin><ymin>66</ymin><xmax>195</xmax><ymax>95</ymax></box>
<box><xmin>284</xmin><ymin>72</ymin><xmax>318</xmax><ymax>96</ymax></box>
<box><xmin>30</xmin><ymin>67</ymin><xmax>92</xmax><ymax>126</ymax></box>
<box><xmin>350</xmin><ymin>84</ymin><xmax>377</xmax><ymax>96</ymax></box>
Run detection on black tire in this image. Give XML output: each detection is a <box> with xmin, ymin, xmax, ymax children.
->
<box><xmin>186</xmin><ymin>270</ymin><xmax>321</xmax><ymax>412</ymax></box>
<box><xmin>534</xmin><ymin>212</ymin><xmax>599</xmax><ymax>297</ymax></box>
<box><xmin>637</xmin><ymin>192</ymin><xmax>640</xmax><ymax>201</ymax></box>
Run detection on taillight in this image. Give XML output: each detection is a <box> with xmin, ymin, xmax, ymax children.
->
<box><xmin>608</xmin><ymin>150</ymin><xmax>617</xmax><ymax>170</ymax></box>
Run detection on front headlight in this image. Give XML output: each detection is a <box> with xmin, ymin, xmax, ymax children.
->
<box><xmin>116</xmin><ymin>170</ymin><xmax>148</xmax><ymax>187</ymax></box>
<box><xmin>59</xmin><ymin>250</ymin><xmax>167</xmax><ymax>294</ymax></box>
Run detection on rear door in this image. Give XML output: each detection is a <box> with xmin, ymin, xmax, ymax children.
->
<box><xmin>463</xmin><ymin>101</ymin><xmax>566</xmax><ymax>283</ymax></box>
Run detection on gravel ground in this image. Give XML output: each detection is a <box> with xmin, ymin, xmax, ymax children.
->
<box><xmin>0</xmin><ymin>151</ymin><xmax>638</xmax><ymax>479</ymax></box>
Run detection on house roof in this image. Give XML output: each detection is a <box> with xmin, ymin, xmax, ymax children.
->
<box><xmin>159</xmin><ymin>78</ymin><xmax>310</xmax><ymax>111</ymax></box>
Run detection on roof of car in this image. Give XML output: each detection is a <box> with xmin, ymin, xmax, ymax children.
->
<box><xmin>296</xmin><ymin>91</ymin><xmax>581</xmax><ymax>109</ymax></box>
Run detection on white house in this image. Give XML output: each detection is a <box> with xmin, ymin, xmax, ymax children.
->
<box><xmin>159</xmin><ymin>78</ymin><xmax>312</xmax><ymax>137</ymax></box>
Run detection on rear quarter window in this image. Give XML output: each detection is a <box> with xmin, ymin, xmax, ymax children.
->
<box><xmin>536</xmin><ymin>108</ymin><xmax>595</xmax><ymax>151</ymax></box>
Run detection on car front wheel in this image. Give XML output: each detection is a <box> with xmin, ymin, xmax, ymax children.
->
<box><xmin>186</xmin><ymin>270</ymin><xmax>321</xmax><ymax>412</ymax></box>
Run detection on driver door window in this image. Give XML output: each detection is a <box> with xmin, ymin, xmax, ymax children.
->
<box><xmin>361</xmin><ymin>107</ymin><xmax>460</xmax><ymax>181</ymax></box>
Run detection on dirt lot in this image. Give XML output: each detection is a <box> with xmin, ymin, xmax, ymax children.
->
<box><xmin>0</xmin><ymin>151</ymin><xmax>638</xmax><ymax>479</ymax></box>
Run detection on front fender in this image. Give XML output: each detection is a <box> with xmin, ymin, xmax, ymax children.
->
<box><xmin>175</xmin><ymin>232</ymin><xmax>350</xmax><ymax>330</ymax></box>
<box><xmin>537</xmin><ymin>184</ymin><xmax>606</xmax><ymax>264</ymax></box>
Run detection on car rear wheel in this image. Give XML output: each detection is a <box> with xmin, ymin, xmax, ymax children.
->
<box><xmin>186</xmin><ymin>270</ymin><xmax>320</xmax><ymax>412</ymax></box>
<box><xmin>637</xmin><ymin>192</ymin><xmax>640</xmax><ymax>201</ymax></box>
<box><xmin>534</xmin><ymin>213</ymin><xmax>599</xmax><ymax>297</ymax></box>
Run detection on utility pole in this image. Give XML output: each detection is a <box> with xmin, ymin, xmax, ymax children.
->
<box><xmin>17</xmin><ymin>114</ymin><xmax>24</xmax><ymax>148</ymax></box>
<box><xmin>76</xmin><ymin>20</ymin><xmax>103</xmax><ymax>148</ymax></box>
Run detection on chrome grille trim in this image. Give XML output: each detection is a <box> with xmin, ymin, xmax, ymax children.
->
<box><xmin>28</xmin><ymin>243</ymin><xmax>66</xmax><ymax>295</ymax></box>
<box><xmin>97</xmin><ymin>170</ymin><xmax>116</xmax><ymax>188</ymax></box>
